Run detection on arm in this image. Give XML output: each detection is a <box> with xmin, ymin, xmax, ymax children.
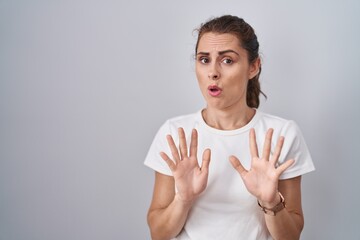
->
<box><xmin>147</xmin><ymin>128</ymin><xmax>211</xmax><ymax>240</ymax></box>
<box><xmin>147</xmin><ymin>172</ymin><xmax>192</xmax><ymax>240</ymax></box>
<box><xmin>262</xmin><ymin>176</ymin><xmax>304</xmax><ymax>240</ymax></box>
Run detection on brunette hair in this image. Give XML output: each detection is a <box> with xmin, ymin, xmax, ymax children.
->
<box><xmin>195</xmin><ymin>15</ymin><xmax>266</xmax><ymax>108</ymax></box>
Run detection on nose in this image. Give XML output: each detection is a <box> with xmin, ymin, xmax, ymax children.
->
<box><xmin>208</xmin><ymin>72</ymin><xmax>219</xmax><ymax>80</ymax></box>
<box><xmin>208</xmin><ymin>63</ymin><xmax>220</xmax><ymax>80</ymax></box>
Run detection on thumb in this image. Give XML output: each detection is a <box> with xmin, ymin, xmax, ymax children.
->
<box><xmin>276</xmin><ymin>159</ymin><xmax>295</xmax><ymax>175</ymax></box>
<box><xmin>200</xmin><ymin>148</ymin><xmax>211</xmax><ymax>172</ymax></box>
<box><xmin>229</xmin><ymin>155</ymin><xmax>248</xmax><ymax>177</ymax></box>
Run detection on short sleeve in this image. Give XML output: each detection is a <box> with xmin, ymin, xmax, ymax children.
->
<box><xmin>278</xmin><ymin>120</ymin><xmax>315</xmax><ymax>179</ymax></box>
<box><xmin>144</xmin><ymin>120</ymin><xmax>173</xmax><ymax>176</ymax></box>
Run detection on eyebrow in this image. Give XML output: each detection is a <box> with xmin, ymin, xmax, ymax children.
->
<box><xmin>196</xmin><ymin>49</ymin><xmax>240</xmax><ymax>56</ymax></box>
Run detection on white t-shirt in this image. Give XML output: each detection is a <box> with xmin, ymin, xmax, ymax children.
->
<box><xmin>144</xmin><ymin>110</ymin><xmax>315</xmax><ymax>240</ymax></box>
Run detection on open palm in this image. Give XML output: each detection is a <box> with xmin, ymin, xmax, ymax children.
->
<box><xmin>230</xmin><ymin>128</ymin><xmax>294</xmax><ymax>205</ymax></box>
<box><xmin>160</xmin><ymin>128</ymin><xmax>211</xmax><ymax>203</ymax></box>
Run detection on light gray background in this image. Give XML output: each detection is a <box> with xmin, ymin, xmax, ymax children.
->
<box><xmin>1</xmin><ymin>0</ymin><xmax>359</xmax><ymax>239</ymax></box>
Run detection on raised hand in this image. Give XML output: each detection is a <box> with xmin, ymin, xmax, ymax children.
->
<box><xmin>229</xmin><ymin>128</ymin><xmax>294</xmax><ymax>207</ymax></box>
<box><xmin>160</xmin><ymin>128</ymin><xmax>211</xmax><ymax>203</ymax></box>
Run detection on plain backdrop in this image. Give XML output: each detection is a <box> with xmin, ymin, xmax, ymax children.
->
<box><xmin>1</xmin><ymin>0</ymin><xmax>359</xmax><ymax>239</ymax></box>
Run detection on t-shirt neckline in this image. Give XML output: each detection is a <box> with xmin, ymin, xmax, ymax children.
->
<box><xmin>197</xmin><ymin>108</ymin><xmax>261</xmax><ymax>136</ymax></box>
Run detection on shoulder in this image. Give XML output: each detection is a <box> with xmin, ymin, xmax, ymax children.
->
<box><xmin>167</xmin><ymin>111</ymin><xmax>200</xmax><ymax>125</ymax></box>
<box><xmin>254</xmin><ymin>111</ymin><xmax>298</xmax><ymax>133</ymax></box>
<box><xmin>254</xmin><ymin>112</ymin><xmax>315</xmax><ymax>178</ymax></box>
<box><xmin>144</xmin><ymin>111</ymin><xmax>202</xmax><ymax>176</ymax></box>
<box><xmin>254</xmin><ymin>111</ymin><xmax>307</xmax><ymax>151</ymax></box>
<box><xmin>256</xmin><ymin>111</ymin><xmax>291</xmax><ymax>125</ymax></box>
<box><xmin>161</xmin><ymin>111</ymin><xmax>202</xmax><ymax>134</ymax></box>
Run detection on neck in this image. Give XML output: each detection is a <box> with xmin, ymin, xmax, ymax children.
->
<box><xmin>202</xmin><ymin>106</ymin><xmax>255</xmax><ymax>130</ymax></box>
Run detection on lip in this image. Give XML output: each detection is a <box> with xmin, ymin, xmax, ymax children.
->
<box><xmin>208</xmin><ymin>85</ymin><xmax>222</xmax><ymax>97</ymax></box>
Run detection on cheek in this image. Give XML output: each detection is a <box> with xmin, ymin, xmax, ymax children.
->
<box><xmin>227</xmin><ymin>73</ymin><xmax>249</xmax><ymax>92</ymax></box>
<box><xmin>197</xmin><ymin>79</ymin><xmax>208</xmax><ymax>93</ymax></box>
<box><xmin>231</xmin><ymin>68</ymin><xmax>250</xmax><ymax>83</ymax></box>
<box><xmin>195</xmin><ymin>65</ymin><xmax>205</xmax><ymax>77</ymax></box>
<box><xmin>195</xmin><ymin>68</ymin><xmax>207</xmax><ymax>84</ymax></box>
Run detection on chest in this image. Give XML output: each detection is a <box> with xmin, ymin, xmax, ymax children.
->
<box><xmin>196</xmin><ymin>133</ymin><xmax>256</xmax><ymax>210</ymax></box>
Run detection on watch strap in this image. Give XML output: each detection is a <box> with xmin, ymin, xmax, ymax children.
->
<box><xmin>257</xmin><ymin>192</ymin><xmax>286</xmax><ymax>216</ymax></box>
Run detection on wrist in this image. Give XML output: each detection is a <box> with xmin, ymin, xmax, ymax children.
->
<box><xmin>258</xmin><ymin>195</ymin><xmax>280</xmax><ymax>209</ymax></box>
<box><xmin>257</xmin><ymin>192</ymin><xmax>286</xmax><ymax>216</ymax></box>
<box><xmin>174</xmin><ymin>194</ymin><xmax>194</xmax><ymax>206</ymax></box>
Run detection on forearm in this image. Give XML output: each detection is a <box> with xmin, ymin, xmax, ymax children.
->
<box><xmin>148</xmin><ymin>195</ymin><xmax>193</xmax><ymax>240</ymax></box>
<box><xmin>264</xmin><ymin>209</ymin><xmax>303</xmax><ymax>240</ymax></box>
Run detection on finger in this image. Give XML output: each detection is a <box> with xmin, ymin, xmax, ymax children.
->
<box><xmin>249</xmin><ymin>128</ymin><xmax>259</xmax><ymax>158</ymax></box>
<box><xmin>178</xmin><ymin>128</ymin><xmax>188</xmax><ymax>159</ymax></box>
<box><xmin>200</xmin><ymin>148</ymin><xmax>211</xmax><ymax>172</ymax></box>
<box><xmin>262</xmin><ymin>128</ymin><xmax>274</xmax><ymax>161</ymax></box>
<box><xmin>166</xmin><ymin>134</ymin><xmax>180</xmax><ymax>163</ymax></box>
<box><xmin>276</xmin><ymin>159</ymin><xmax>295</xmax><ymax>175</ymax></box>
<box><xmin>270</xmin><ymin>136</ymin><xmax>284</xmax><ymax>165</ymax></box>
<box><xmin>189</xmin><ymin>129</ymin><xmax>198</xmax><ymax>157</ymax></box>
<box><xmin>160</xmin><ymin>152</ymin><xmax>176</xmax><ymax>172</ymax></box>
<box><xmin>229</xmin><ymin>155</ymin><xmax>248</xmax><ymax>178</ymax></box>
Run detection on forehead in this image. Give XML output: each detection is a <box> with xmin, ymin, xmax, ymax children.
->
<box><xmin>197</xmin><ymin>32</ymin><xmax>241</xmax><ymax>52</ymax></box>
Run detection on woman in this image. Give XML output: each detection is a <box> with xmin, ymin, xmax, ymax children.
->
<box><xmin>144</xmin><ymin>15</ymin><xmax>315</xmax><ymax>240</ymax></box>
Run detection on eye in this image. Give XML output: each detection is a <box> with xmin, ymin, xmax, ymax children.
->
<box><xmin>198</xmin><ymin>57</ymin><xmax>209</xmax><ymax>64</ymax></box>
<box><xmin>222</xmin><ymin>58</ymin><xmax>233</xmax><ymax>64</ymax></box>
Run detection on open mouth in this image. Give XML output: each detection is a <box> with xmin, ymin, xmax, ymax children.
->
<box><xmin>208</xmin><ymin>85</ymin><xmax>222</xmax><ymax>97</ymax></box>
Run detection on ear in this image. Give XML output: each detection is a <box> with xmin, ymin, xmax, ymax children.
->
<box><xmin>248</xmin><ymin>57</ymin><xmax>261</xmax><ymax>80</ymax></box>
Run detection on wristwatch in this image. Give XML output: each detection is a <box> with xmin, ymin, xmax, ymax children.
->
<box><xmin>257</xmin><ymin>192</ymin><xmax>286</xmax><ymax>216</ymax></box>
